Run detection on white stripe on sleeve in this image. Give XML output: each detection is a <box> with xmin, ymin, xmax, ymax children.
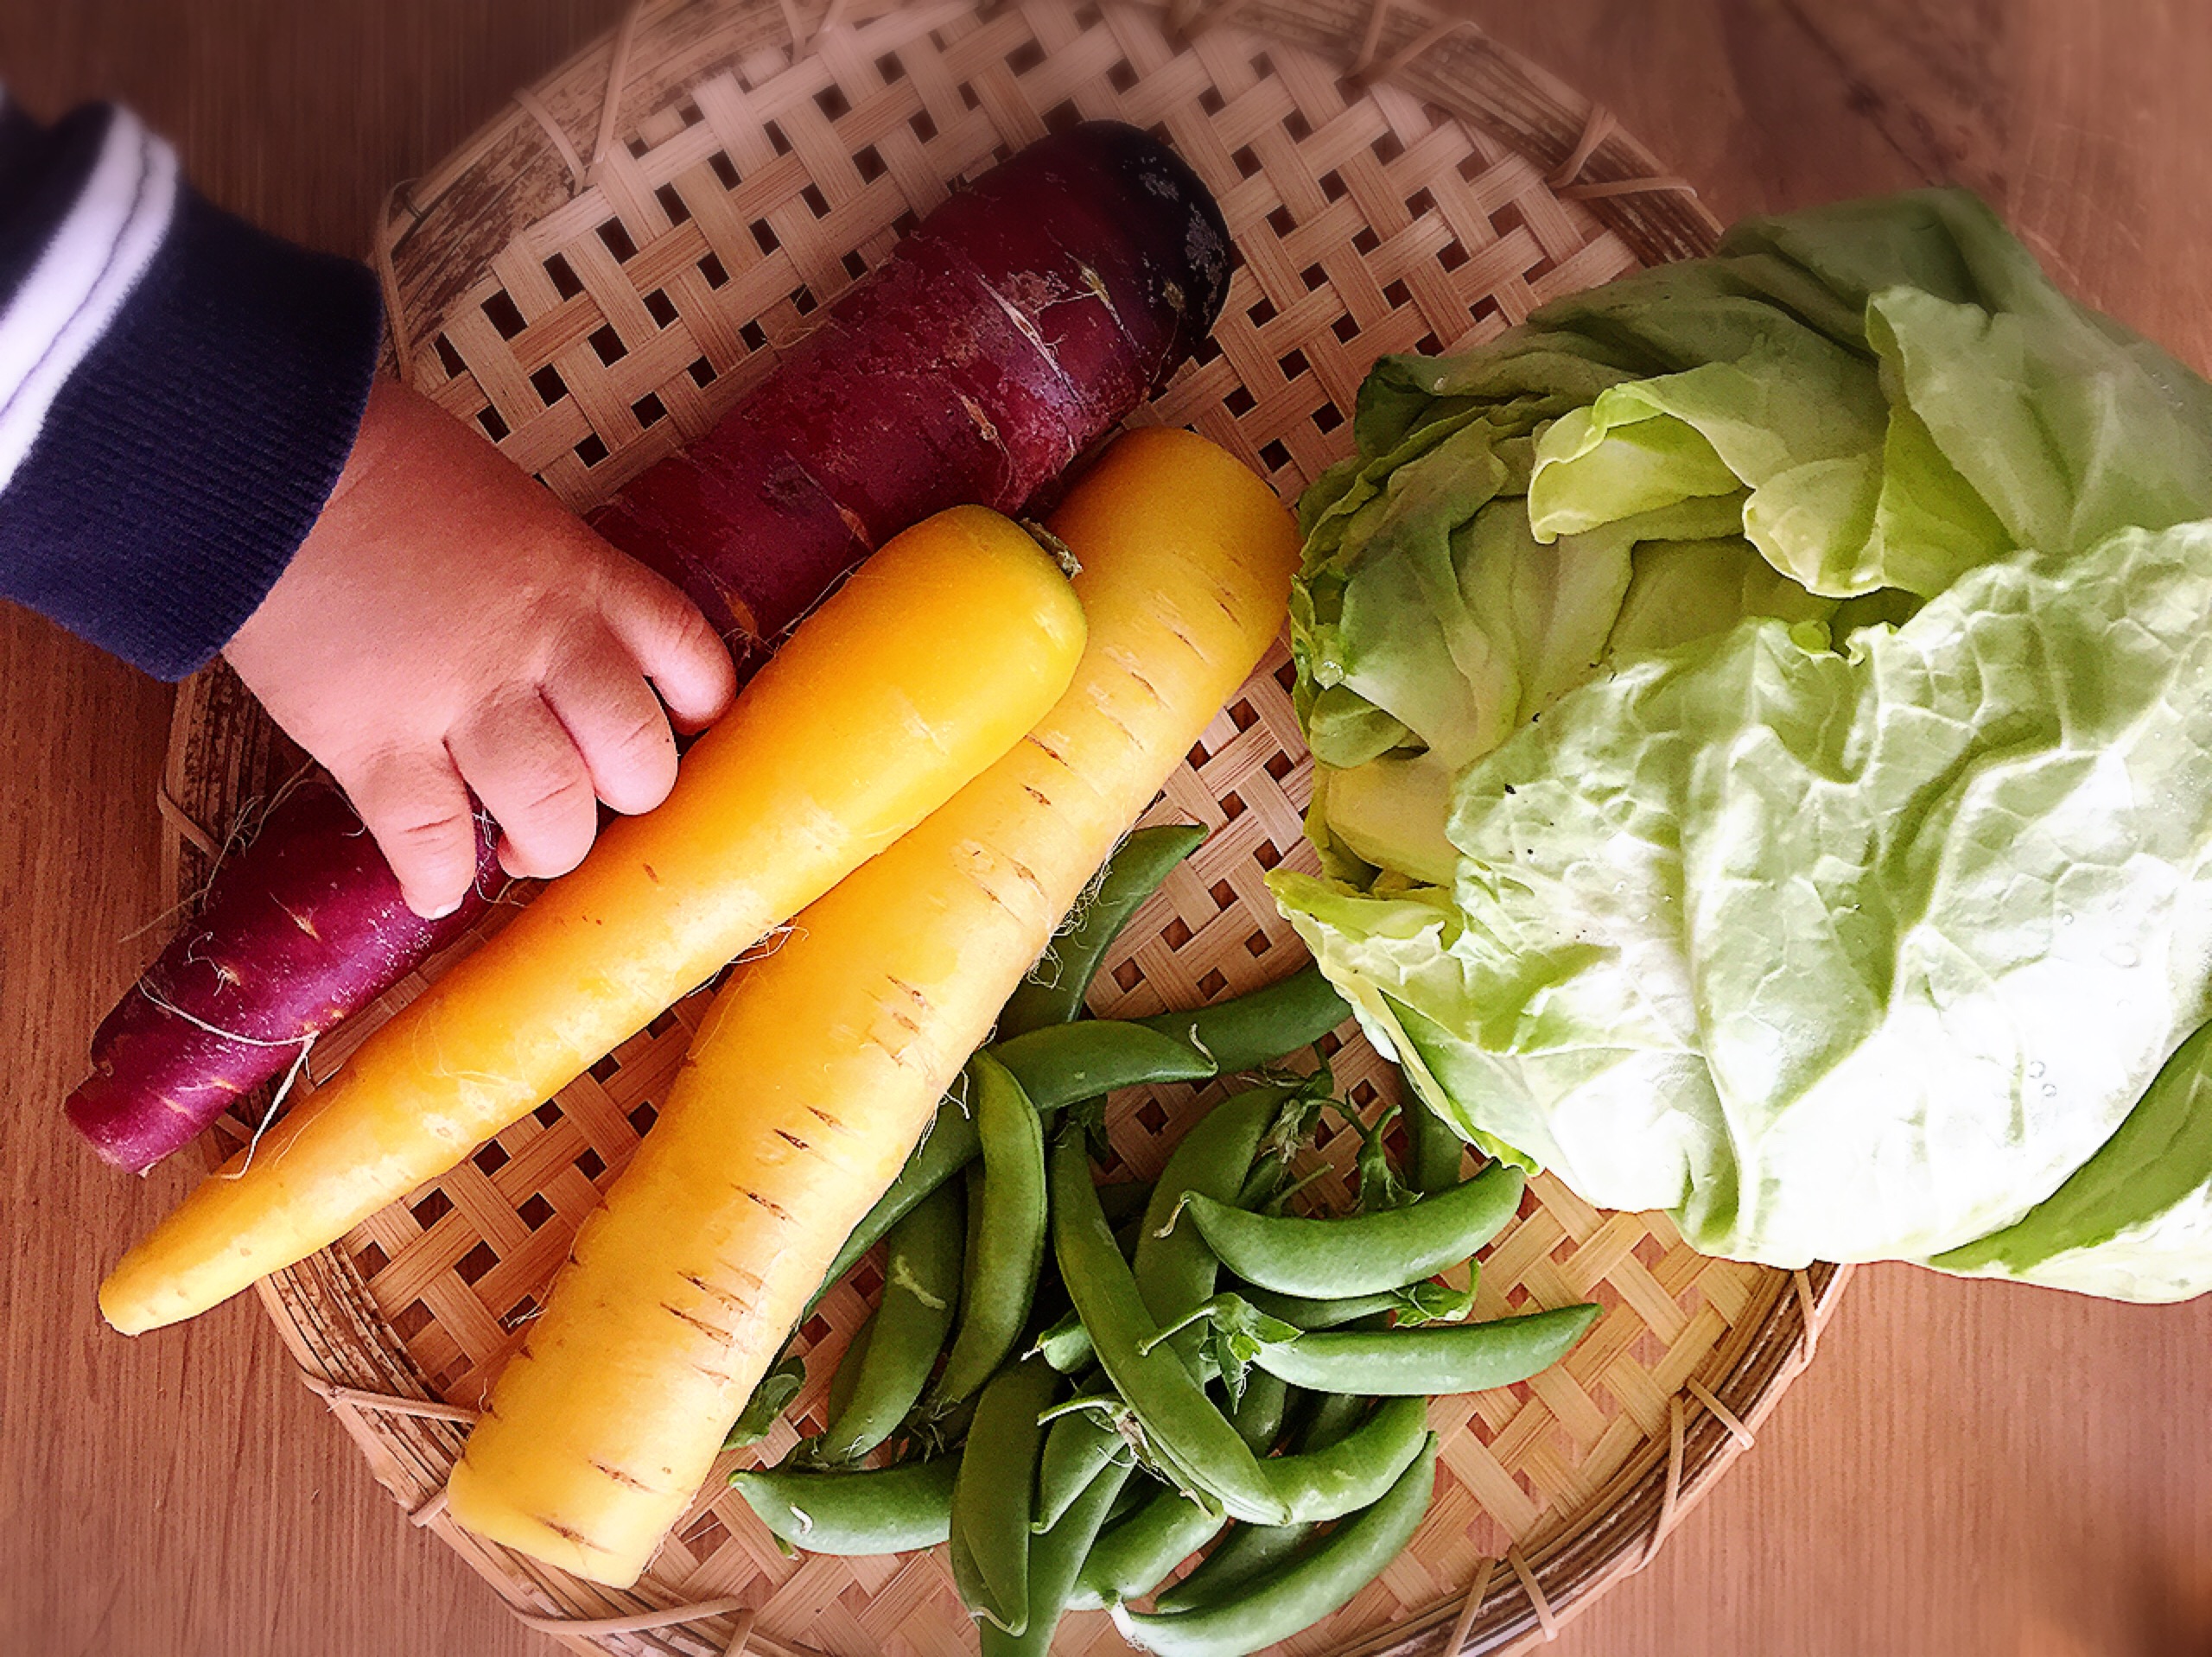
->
<box><xmin>0</xmin><ymin>108</ymin><xmax>179</xmax><ymax>492</ymax></box>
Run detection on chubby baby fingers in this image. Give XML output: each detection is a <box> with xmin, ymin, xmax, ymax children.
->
<box><xmin>339</xmin><ymin>747</ymin><xmax>486</xmax><ymax>920</ymax></box>
<box><xmin>541</xmin><ymin>626</ymin><xmax>680</xmax><ymax>818</ymax></box>
<box><xmin>594</xmin><ymin>551</ymin><xmax>735</xmax><ymax>733</ymax></box>
<box><xmin>447</xmin><ymin>690</ymin><xmax>600</xmax><ymax>881</ymax></box>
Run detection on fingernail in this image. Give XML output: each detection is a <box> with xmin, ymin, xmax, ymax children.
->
<box><xmin>427</xmin><ymin>898</ymin><xmax>461</xmax><ymax>920</ymax></box>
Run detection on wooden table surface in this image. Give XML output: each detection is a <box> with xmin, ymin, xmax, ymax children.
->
<box><xmin>6</xmin><ymin>3</ymin><xmax>2212</xmax><ymax>1654</ymax></box>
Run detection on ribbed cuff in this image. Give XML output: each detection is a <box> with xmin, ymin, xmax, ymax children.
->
<box><xmin>0</xmin><ymin>184</ymin><xmax>382</xmax><ymax>679</ymax></box>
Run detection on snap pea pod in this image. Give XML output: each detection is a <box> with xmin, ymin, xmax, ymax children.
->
<box><xmin>811</xmin><ymin>1022</ymin><xmax>1212</xmax><ymax>1308</ymax></box>
<box><xmin>1157</xmin><ymin>1392</ymin><xmax>1377</xmax><ymax>1611</ymax></box>
<box><xmin>729</xmin><ymin>1457</ymin><xmax>958</xmax><ymax>1556</ymax></box>
<box><xmin>1154</xmin><ymin>1516</ymin><xmax>1308</xmax><ymax>1612</ymax></box>
<box><xmin>1234</xmin><ymin>1157</ymin><xmax>1287</xmax><ymax>1211</ymax></box>
<box><xmin>1134</xmin><ymin>962</ymin><xmax>1348</xmax><ymax>1076</ymax></box>
<box><xmin>950</xmin><ymin>1358</ymin><xmax>1058</xmax><ymax>1634</ymax></box>
<box><xmin>1111</xmin><ymin>1437</ymin><xmax>1440</xmax><ymax>1657</ymax></box>
<box><xmin>1034</xmin><ymin>1396</ymin><xmax>1129</xmax><ymax>1533</ymax></box>
<box><xmin>812</xmin><ymin>1178</ymin><xmax>963</xmax><ymax>1463</ymax></box>
<box><xmin>1113</xmin><ymin>1205</ymin><xmax>1149</xmax><ymax>1260</ymax></box>
<box><xmin>998</xmin><ymin>824</ymin><xmax>1207</xmax><ymax>1039</ymax></box>
<box><xmin>1098</xmin><ymin>1179</ymin><xmax>1157</xmax><ymax>1226</ymax></box>
<box><xmin>1135</xmin><ymin>1081</ymin><xmax>1302</xmax><ymax>1369</ymax></box>
<box><xmin>1404</xmin><ymin>1093</ymin><xmax>1467</xmax><ymax>1195</ymax></box>
<box><xmin>950</xmin><ymin>1522</ymin><xmax>989</xmax><ymax>1628</ymax></box>
<box><xmin>1243</xmin><ymin>1267</ymin><xmax>1480</xmax><ymax>1331</ymax></box>
<box><xmin>1290</xmin><ymin>1388</ymin><xmax>1376</xmax><ymax>1452</ymax></box>
<box><xmin>1032</xmin><ymin>1306</ymin><xmax>1095</xmax><ymax>1374</ymax></box>
<box><xmin>823</xmin><ymin>1312</ymin><xmax>875</xmax><ymax>1426</ymax></box>
<box><xmin>1068</xmin><ymin>1482</ymin><xmax>1227</xmax><ymax>1611</ymax></box>
<box><xmin>1253</xmin><ymin>1305</ymin><xmax>1600</xmax><ymax>1395</ymax></box>
<box><xmin>1241</xmin><ymin>1286</ymin><xmax>1404</xmax><ymax>1330</ymax></box>
<box><xmin>997</xmin><ymin>1020</ymin><xmax>1219</xmax><ymax>1108</ymax></box>
<box><xmin>931</xmin><ymin>1054</ymin><xmax>1049</xmax><ymax>1407</ymax></box>
<box><xmin>1259</xmin><ymin>1394</ymin><xmax>1429</xmax><ymax>1521</ymax></box>
<box><xmin>1228</xmin><ymin>1369</ymin><xmax>1292</xmax><ymax>1456</ymax></box>
<box><xmin>1051</xmin><ymin>1131</ymin><xmax>1291</xmax><ymax>1526</ymax></box>
<box><xmin>1182</xmin><ymin>1162</ymin><xmax>1525</xmax><ymax>1298</ymax></box>
<box><xmin>983</xmin><ymin>1455</ymin><xmax>1137</xmax><ymax>1657</ymax></box>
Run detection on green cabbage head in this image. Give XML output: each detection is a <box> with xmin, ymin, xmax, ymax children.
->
<box><xmin>1273</xmin><ymin>190</ymin><xmax>2212</xmax><ymax>1300</ymax></box>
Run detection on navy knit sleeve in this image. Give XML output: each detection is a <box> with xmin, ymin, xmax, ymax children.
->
<box><xmin>0</xmin><ymin>98</ymin><xmax>381</xmax><ymax>680</ymax></box>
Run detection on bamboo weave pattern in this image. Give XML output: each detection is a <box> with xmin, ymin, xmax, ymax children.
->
<box><xmin>159</xmin><ymin>3</ymin><xmax>1847</xmax><ymax>1654</ymax></box>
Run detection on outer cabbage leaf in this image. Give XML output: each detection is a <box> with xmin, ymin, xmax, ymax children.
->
<box><xmin>1929</xmin><ymin>1016</ymin><xmax>2212</xmax><ymax>1301</ymax></box>
<box><xmin>1280</xmin><ymin>191</ymin><xmax>2212</xmax><ymax>1296</ymax></box>
<box><xmin>1281</xmin><ymin>521</ymin><xmax>2212</xmax><ymax>1267</ymax></box>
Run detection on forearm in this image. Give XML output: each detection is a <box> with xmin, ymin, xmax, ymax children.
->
<box><xmin>0</xmin><ymin>94</ymin><xmax>381</xmax><ymax>679</ymax></box>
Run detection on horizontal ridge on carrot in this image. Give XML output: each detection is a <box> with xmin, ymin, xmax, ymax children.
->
<box><xmin>67</xmin><ymin>119</ymin><xmax>1228</xmax><ymax>1176</ymax></box>
<box><xmin>96</xmin><ymin>506</ymin><xmax>1087</xmax><ymax>1336</ymax></box>
<box><xmin>442</xmin><ymin>429</ymin><xmax>1301</xmax><ymax>1588</ymax></box>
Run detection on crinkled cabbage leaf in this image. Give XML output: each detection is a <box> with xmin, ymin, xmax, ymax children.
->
<box><xmin>1274</xmin><ymin>190</ymin><xmax>2212</xmax><ymax>1300</ymax></box>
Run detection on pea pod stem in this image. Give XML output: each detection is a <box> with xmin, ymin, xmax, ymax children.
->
<box><xmin>998</xmin><ymin>824</ymin><xmax>1206</xmax><ymax>1039</ymax></box>
<box><xmin>1182</xmin><ymin>1163</ymin><xmax>1525</xmax><ymax>1299</ymax></box>
<box><xmin>1111</xmin><ymin>1437</ymin><xmax>1441</xmax><ymax>1656</ymax></box>
<box><xmin>1257</xmin><ymin>1164</ymin><xmax>1331</xmax><ymax>1217</ymax></box>
<box><xmin>729</xmin><ymin>1458</ymin><xmax>957</xmax><ymax>1556</ymax></box>
<box><xmin>931</xmin><ymin>1054</ymin><xmax>1049</xmax><ymax>1408</ymax></box>
<box><xmin>1050</xmin><ymin>1130</ymin><xmax>1291</xmax><ymax>1526</ymax></box>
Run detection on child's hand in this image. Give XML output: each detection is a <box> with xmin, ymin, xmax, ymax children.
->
<box><xmin>225</xmin><ymin>378</ymin><xmax>736</xmax><ymax>918</ymax></box>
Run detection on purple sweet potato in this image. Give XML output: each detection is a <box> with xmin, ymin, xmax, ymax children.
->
<box><xmin>67</xmin><ymin>780</ymin><xmax>500</xmax><ymax>1173</ymax></box>
<box><xmin>68</xmin><ymin>121</ymin><xmax>1228</xmax><ymax>1172</ymax></box>
<box><xmin>591</xmin><ymin>119</ymin><xmax>1230</xmax><ymax>648</ymax></box>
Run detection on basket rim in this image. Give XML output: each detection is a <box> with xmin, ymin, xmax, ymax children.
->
<box><xmin>372</xmin><ymin>0</ymin><xmax>1721</xmax><ymax>378</ymax></box>
<box><xmin>151</xmin><ymin>5</ymin><xmax>1831</xmax><ymax>1655</ymax></box>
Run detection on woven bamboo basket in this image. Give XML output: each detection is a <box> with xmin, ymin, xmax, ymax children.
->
<box><xmin>157</xmin><ymin>3</ymin><xmax>1853</xmax><ymax>1653</ymax></box>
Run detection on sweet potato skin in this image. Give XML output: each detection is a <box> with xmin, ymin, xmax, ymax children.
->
<box><xmin>66</xmin><ymin>122</ymin><xmax>1230</xmax><ymax>1173</ymax></box>
<box><xmin>590</xmin><ymin>119</ymin><xmax>1230</xmax><ymax>648</ymax></box>
<box><xmin>66</xmin><ymin>781</ymin><xmax>500</xmax><ymax>1173</ymax></box>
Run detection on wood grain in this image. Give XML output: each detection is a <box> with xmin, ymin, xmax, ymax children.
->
<box><xmin>3</xmin><ymin>3</ymin><xmax>2212</xmax><ymax>1655</ymax></box>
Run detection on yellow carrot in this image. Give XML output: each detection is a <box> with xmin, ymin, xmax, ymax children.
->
<box><xmin>442</xmin><ymin>428</ymin><xmax>1299</xmax><ymax>1586</ymax></box>
<box><xmin>98</xmin><ymin>508</ymin><xmax>1086</xmax><ymax>1336</ymax></box>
